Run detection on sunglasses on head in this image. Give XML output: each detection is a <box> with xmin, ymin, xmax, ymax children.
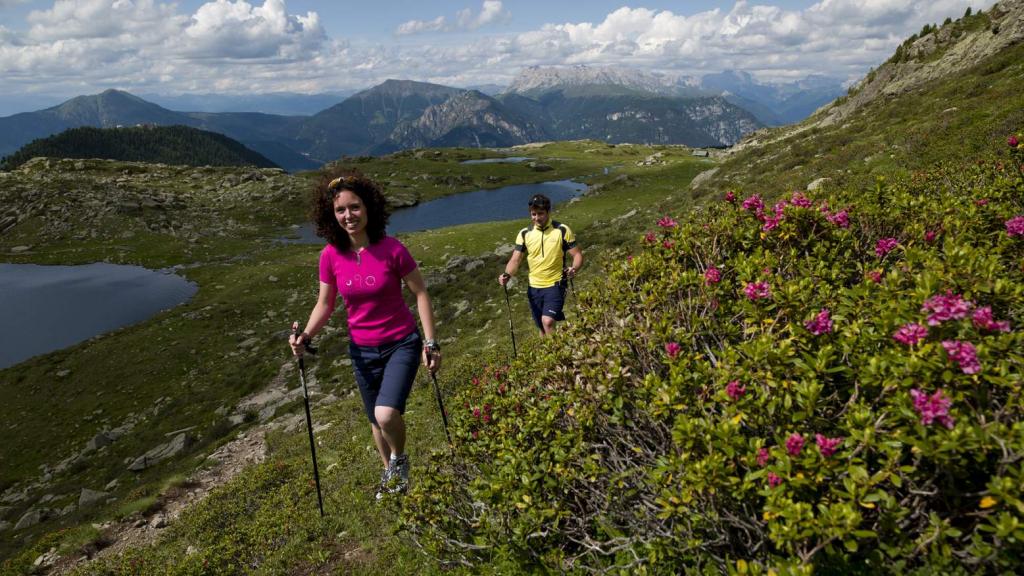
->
<box><xmin>328</xmin><ymin>175</ymin><xmax>357</xmax><ymax>190</ymax></box>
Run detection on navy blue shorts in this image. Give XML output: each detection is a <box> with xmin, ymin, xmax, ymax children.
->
<box><xmin>527</xmin><ymin>282</ymin><xmax>566</xmax><ymax>329</ymax></box>
<box><xmin>348</xmin><ymin>331</ymin><xmax>421</xmax><ymax>426</ymax></box>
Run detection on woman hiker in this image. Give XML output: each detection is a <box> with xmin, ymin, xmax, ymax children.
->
<box><xmin>289</xmin><ymin>171</ymin><xmax>441</xmax><ymax>499</ymax></box>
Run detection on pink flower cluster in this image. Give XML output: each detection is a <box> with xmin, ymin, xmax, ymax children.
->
<box><xmin>921</xmin><ymin>291</ymin><xmax>972</xmax><ymax>325</ymax></box>
<box><xmin>804</xmin><ymin>308</ymin><xmax>833</xmax><ymax>335</ymax></box>
<box><xmin>866</xmin><ymin>270</ymin><xmax>883</xmax><ymax>284</ymax></box>
<box><xmin>767</xmin><ymin>472</ymin><xmax>783</xmax><ymax>488</ymax></box>
<box><xmin>942</xmin><ymin>340</ymin><xmax>981</xmax><ymax>374</ymax></box>
<box><xmin>972</xmin><ymin>306</ymin><xmax>1011</xmax><ymax>332</ymax></box>
<box><xmin>815</xmin><ymin>434</ymin><xmax>843</xmax><ymax>458</ymax></box>
<box><xmin>657</xmin><ymin>216</ymin><xmax>678</xmax><ymax>229</ymax></box>
<box><xmin>744</xmin><ymin>281</ymin><xmax>771</xmax><ymax>301</ymax></box>
<box><xmin>789</xmin><ymin>192</ymin><xmax>812</xmax><ymax>208</ymax></box>
<box><xmin>725</xmin><ymin>190</ymin><xmax>737</xmax><ymax>203</ymax></box>
<box><xmin>892</xmin><ymin>323</ymin><xmax>928</xmax><ymax>346</ymax></box>
<box><xmin>910</xmin><ymin>388</ymin><xmax>954</xmax><ymax>429</ymax></box>
<box><xmin>665</xmin><ymin>342</ymin><xmax>682</xmax><ymax>359</ymax></box>
<box><xmin>704</xmin><ymin>266</ymin><xmax>721</xmax><ymax>285</ymax></box>
<box><xmin>924</xmin><ymin>229</ymin><xmax>939</xmax><ymax>243</ymax></box>
<box><xmin>725</xmin><ymin>380</ymin><xmax>746</xmax><ymax>400</ymax></box>
<box><xmin>1010</xmin><ymin>134</ymin><xmax>1020</xmax><ymax>148</ymax></box>
<box><xmin>1006</xmin><ymin>216</ymin><xmax>1024</xmax><ymax>237</ymax></box>
<box><xmin>785</xmin><ymin>433</ymin><xmax>805</xmax><ymax>456</ymax></box>
<box><xmin>826</xmin><ymin>209</ymin><xmax>850</xmax><ymax>228</ymax></box>
<box><xmin>756</xmin><ymin>447</ymin><xmax>770</xmax><ymax>467</ymax></box>
<box><xmin>644</xmin><ymin>231</ymin><xmax>656</xmax><ymax>244</ymax></box>
<box><xmin>741</xmin><ymin>194</ymin><xmax>764</xmax><ymax>213</ymax></box>
<box><xmin>875</xmin><ymin>237</ymin><xmax>899</xmax><ymax>257</ymax></box>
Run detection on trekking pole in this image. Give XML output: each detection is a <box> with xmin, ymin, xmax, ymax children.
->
<box><xmin>429</xmin><ymin>372</ymin><xmax>452</xmax><ymax>445</ymax></box>
<box><xmin>292</xmin><ymin>324</ymin><xmax>325</xmax><ymax>517</ymax></box>
<box><xmin>502</xmin><ymin>282</ymin><xmax>517</xmax><ymax>358</ymax></box>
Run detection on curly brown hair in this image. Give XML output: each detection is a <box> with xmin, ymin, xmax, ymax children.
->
<box><xmin>310</xmin><ymin>168</ymin><xmax>390</xmax><ymax>250</ymax></box>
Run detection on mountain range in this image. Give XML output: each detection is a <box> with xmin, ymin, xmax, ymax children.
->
<box><xmin>0</xmin><ymin>68</ymin><xmax>843</xmax><ymax>172</ymax></box>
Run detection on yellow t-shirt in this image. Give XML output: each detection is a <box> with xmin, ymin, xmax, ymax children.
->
<box><xmin>514</xmin><ymin>221</ymin><xmax>577</xmax><ymax>288</ymax></box>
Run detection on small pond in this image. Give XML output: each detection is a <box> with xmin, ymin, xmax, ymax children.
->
<box><xmin>282</xmin><ymin>178</ymin><xmax>587</xmax><ymax>242</ymax></box>
<box><xmin>459</xmin><ymin>156</ymin><xmax>533</xmax><ymax>165</ymax></box>
<box><xmin>0</xmin><ymin>263</ymin><xmax>198</xmax><ymax>369</ymax></box>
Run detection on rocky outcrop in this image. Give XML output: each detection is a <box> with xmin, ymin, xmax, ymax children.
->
<box><xmin>127</xmin><ymin>433</ymin><xmax>194</xmax><ymax>472</ymax></box>
<box><xmin>814</xmin><ymin>0</ymin><xmax>1024</xmax><ymax>128</ymax></box>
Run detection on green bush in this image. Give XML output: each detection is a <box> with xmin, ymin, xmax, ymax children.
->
<box><xmin>404</xmin><ymin>143</ymin><xmax>1024</xmax><ymax>573</ymax></box>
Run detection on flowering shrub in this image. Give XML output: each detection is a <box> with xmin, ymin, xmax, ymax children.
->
<box><xmin>406</xmin><ymin>150</ymin><xmax>1024</xmax><ymax>573</ymax></box>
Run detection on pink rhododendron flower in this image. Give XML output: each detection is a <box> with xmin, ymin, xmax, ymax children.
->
<box><xmin>741</xmin><ymin>194</ymin><xmax>764</xmax><ymax>212</ymax></box>
<box><xmin>772</xmin><ymin>200</ymin><xmax>789</xmax><ymax>216</ymax></box>
<box><xmin>866</xmin><ymin>270</ymin><xmax>883</xmax><ymax>284</ymax></box>
<box><xmin>942</xmin><ymin>340</ymin><xmax>981</xmax><ymax>374</ymax></box>
<box><xmin>804</xmin><ymin>308</ymin><xmax>833</xmax><ymax>335</ymax></box>
<box><xmin>826</xmin><ymin>209</ymin><xmax>850</xmax><ymax>228</ymax></box>
<box><xmin>761</xmin><ymin>215</ymin><xmax>782</xmax><ymax>231</ymax></box>
<box><xmin>1006</xmin><ymin>216</ymin><xmax>1024</xmax><ymax>237</ymax></box>
<box><xmin>643</xmin><ymin>231</ymin><xmax>656</xmax><ymax>244</ymax></box>
<box><xmin>892</xmin><ymin>323</ymin><xmax>928</xmax><ymax>346</ymax></box>
<box><xmin>925</xmin><ymin>229</ymin><xmax>938</xmax><ymax>243</ymax></box>
<box><xmin>665</xmin><ymin>342</ymin><xmax>682</xmax><ymax>359</ymax></box>
<box><xmin>744</xmin><ymin>281</ymin><xmax>771</xmax><ymax>300</ymax></box>
<box><xmin>757</xmin><ymin>448</ymin><xmax>770</xmax><ymax>467</ymax></box>
<box><xmin>875</xmin><ymin>237</ymin><xmax>899</xmax><ymax>257</ymax></box>
<box><xmin>472</xmin><ymin>407</ymin><xmax>481</xmax><ymax>418</ymax></box>
<box><xmin>725</xmin><ymin>190</ymin><xmax>737</xmax><ymax>203</ymax></box>
<box><xmin>1009</xmin><ymin>135</ymin><xmax>1020</xmax><ymax>148</ymax></box>
<box><xmin>768</xmin><ymin>472</ymin><xmax>782</xmax><ymax>488</ymax></box>
<box><xmin>704</xmin><ymin>266</ymin><xmax>721</xmax><ymax>285</ymax></box>
<box><xmin>910</xmin><ymin>388</ymin><xmax>954</xmax><ymax>429</ymax></box>
<box><xmin>921</xmin><ymin>291</ymin><xmax>973</xmax><ymax>325</ymax></box>
<box><xmin>789</xmin><ymin>192</ymin><xmax>812</xmax><ymax>208</ymax></box>
<box><xmin>662</xmin><ymin>240</ymin><xmax>675</xmax><ymax>249</ymax></box>
<box><xmin>726</xmin><ymin>380</ymin><xmax>746</xmax><ymax>400</ymax></box>
<box><xmin>785</xmin><ymin>433</ymin><xmax>804</xmax><ymax>456</ymax></box>
<box><xmin>657</xmin><ymin>216</ymin><xmax>678</xmax><ymax>228</ymax></box>
<box><xmin>815</xmin><ymin>434</ymin><xmax>843</xmax><ymax>458</ymax></box>
<box><xmin>975</xmin><ymin>198</ymin><xmax>989</xmax><ymax>206</ymax></box>
<box><xmin>972</xmin><ymin>306</ymin><xmax>1011</xmax><ymax>332</ymax></box>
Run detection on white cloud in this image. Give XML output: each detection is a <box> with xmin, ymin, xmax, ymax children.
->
<box><xmin>396</xmin><ymin>0</ymin><xmax>509</xmax><ymax>36</ymax></box>
<box><xmin>181</xmin><ymin>0</ymin><xmax>325</xmax><ymax>60</ymax></box>
<box><xmin>0</xmin><ymin>0</ymin><xmax>1000</xmax><ymax>105</ymax></box>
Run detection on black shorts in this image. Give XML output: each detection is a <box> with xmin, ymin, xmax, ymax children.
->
<box><xmin>527</xmin><ymin>282</ymin><xmax>566</xmax><ymax>329</ymax></box>
<box><xmin>348</xmin><ymin>331</ymin><xmax>421</xmax><ymax>426</ymax></box>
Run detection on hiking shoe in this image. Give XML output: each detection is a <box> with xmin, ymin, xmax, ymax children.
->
<box><xmin>374</xmin><ymin>464</ymin><xmax>393</xmax><ymax>500</ymax></box>
<box><xmin>392</xmin><ymin>454</ymin><xmax>409</xmax><ymax>493</ymax></box>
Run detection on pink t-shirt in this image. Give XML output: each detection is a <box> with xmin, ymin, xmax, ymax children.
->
<box><xmin>319</xmin><ymin>236</ymin><xmax>418</xmax><ymax>346</ymax></box>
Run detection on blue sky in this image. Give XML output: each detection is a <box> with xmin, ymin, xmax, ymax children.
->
<box><xmin>0</xmin><ymin>0</ymin><xmax>997</xmax><ymax>114</ymax></box>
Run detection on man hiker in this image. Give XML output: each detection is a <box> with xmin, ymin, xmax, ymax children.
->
<box><xmin>498</xmin><ymin>193</ymin><xmax>583</xmax><ymax>336</ymax></box>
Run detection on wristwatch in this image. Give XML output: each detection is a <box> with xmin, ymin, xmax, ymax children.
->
<box><xmin>424</xmin><ymin>339</ymin><xmax>441</xmax><ymax>353</ymax></box>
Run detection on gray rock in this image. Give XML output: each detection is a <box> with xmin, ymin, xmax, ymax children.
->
<box><xmin>806</xmin><ymin>177</ymin><xmax>832</xmax><ymax>191</ymax></box>
<box><xmin>0</xmin><ymin>520</ymin><xmax>10</xmax><ymax>532</ymax></box>
<box><xmin>86</xmin><ymin>431</ymin><xmax>114</xmax><ymax>451</ymax></box>
<box><xmin>127</xmin><ymin>433</ymin><xmax>194</xmax><ymax>472</ymax></box>
<box><xmin>493</xmin><ymin>243</ymin><xmax>515</xmax><ymax>257</ymax></box>
<box><xmin>464</xmin><ymin>259</ymin><xmax>485</xmax><ymax>272</ymax></box>
<box><xmin>10</xmin><ymin>245</ymin><xmax>31</xmax><ymax>253</ymax></box>
<box><xmin>60</xmin><ymin>504</ymin><xmax>76</xmax><ymax>517</ymax></box>
<box><xmin>79</xmin><ymin>488</ymin><xmax>109</xmax><ymax>508</ymax></box>
<box><xmin>149</xmin><ymin>514</ymin><xmax>167</xmax><ymax>529</ymax></box>
<box><xmin>14</xmin><ymin>508</ymin><xmax>46</xmax><ymax>530</ymax></box>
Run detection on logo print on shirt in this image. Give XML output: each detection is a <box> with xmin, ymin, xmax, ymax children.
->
<box><xmin>345</xmin><ymin>274</ymin><xmax>377</xmax><ymax>288</ymax></box>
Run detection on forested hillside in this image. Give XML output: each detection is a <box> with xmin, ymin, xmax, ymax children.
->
<box><xmin>0</xmin><ymin>125</ymin><xmax>278</xmax><ymax>171</ymax></box>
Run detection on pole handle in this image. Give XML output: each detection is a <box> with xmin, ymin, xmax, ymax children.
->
<box><xmin>292</xmin><ymin>323</ymin><xmax>319</xmax><ymax>355</ymax></box>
